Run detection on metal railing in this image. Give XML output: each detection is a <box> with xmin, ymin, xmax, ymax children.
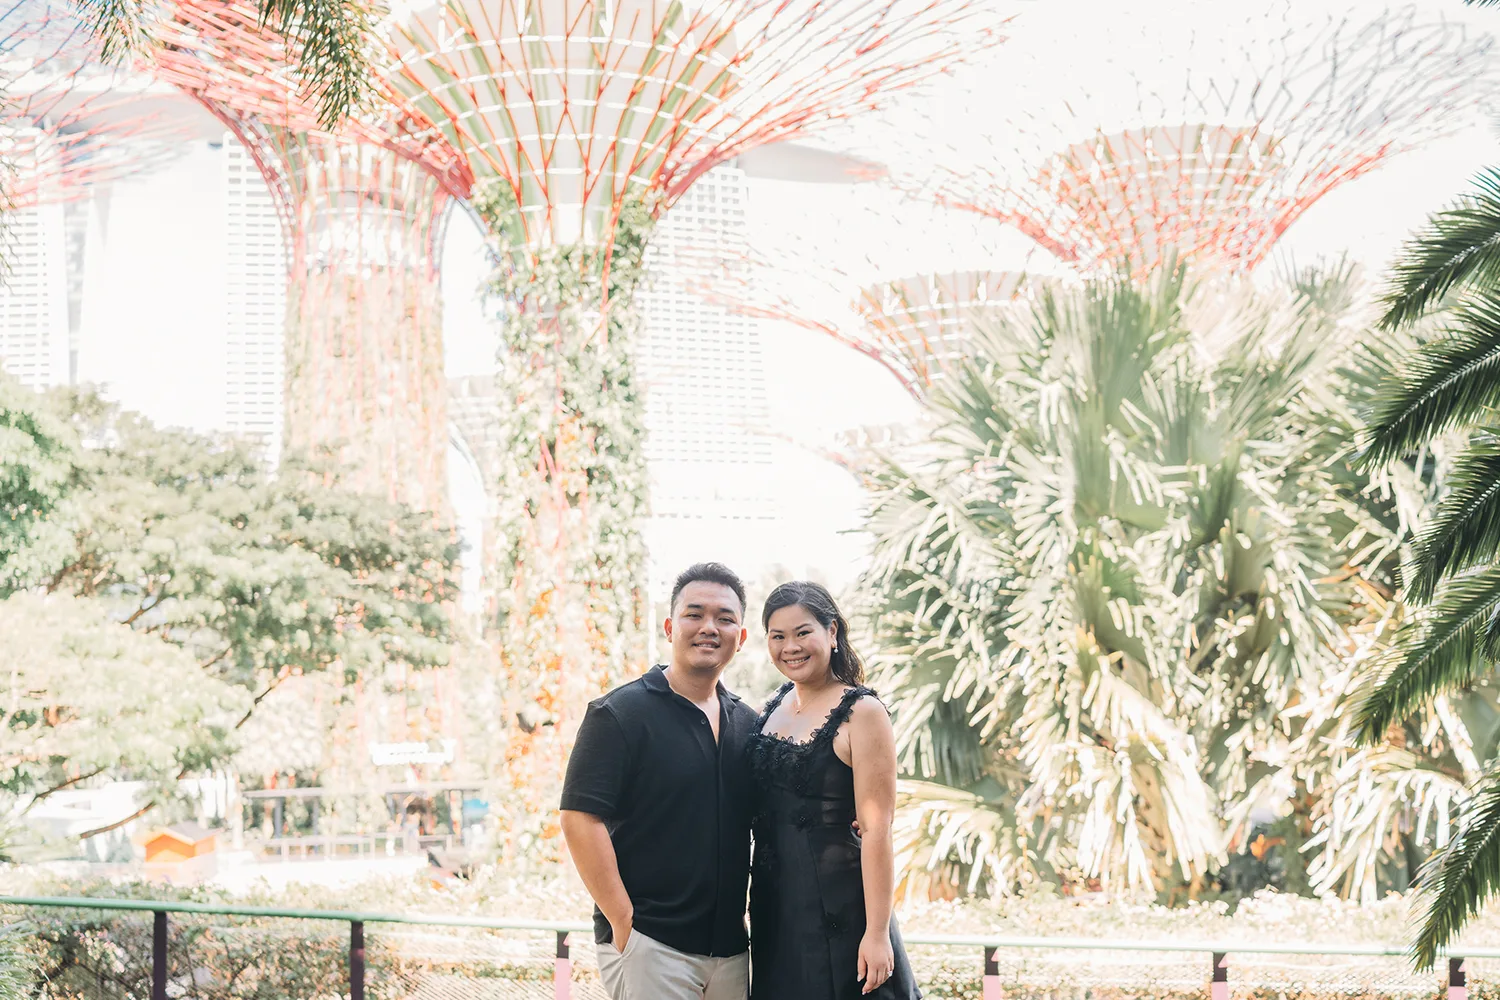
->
<box><xmin>3</xmin><ymin>894</ymin><xmax>1496</xmax><ymax>999</ymax></box>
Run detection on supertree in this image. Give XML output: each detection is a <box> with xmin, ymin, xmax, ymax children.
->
<box><xmin>894</xmin><ymin>4</ymin><xmax>1496</xmax><ymax>277</ymax></box>
<box><xmin>379</xmin><ymin>0</ymin><xmax>1010</xmax><ymax>848</ymax></box>
<box><xmin>145</xmin><ymin>0</ymin><xmax>472</xmax><ymax>512</ymax></box>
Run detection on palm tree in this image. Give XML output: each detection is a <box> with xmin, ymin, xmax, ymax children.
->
<box><xmin>72</xmin><ymin>0</ymin><xmax>376</xmax><ymax>127</ymax></box>
<box><xmin>1353</xmin><ymin>164</ymin><xmax>1500</xmax><ymax>968</ymax></box>
<box><xmin>859</xmin><ymin>263</ymin><xmax>1420</xmax><ymax>898</ymax></box>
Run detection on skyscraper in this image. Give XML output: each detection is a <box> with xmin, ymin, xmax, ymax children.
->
<box><xmin>0</xmin><ymin>194</ymin><xmax>69</xmax><ymax>389</ymax></box>
<box><xmin>220</xmin><ymin>133</ymin><xmax>286</xmax><ymax>458</ymax></box>
<box><xmin>638</xmin><ymin>162</ymin><xmax>777</xmax><ymax>598</ymax></box>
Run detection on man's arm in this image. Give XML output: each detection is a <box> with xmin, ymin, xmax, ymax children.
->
<box><xmin>560</xmin><ymin>703</ymin><xmax>634</xmax><ymax>949</ymax></box>
<box><xmin>561</xmin><ymin>810</ymin><xmax>633</xmax><ymax>948</ymax></box>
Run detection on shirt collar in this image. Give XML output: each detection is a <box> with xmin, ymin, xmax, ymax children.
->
<box><xmin>645</xmin><ymin>664</ymin><xmax>742</xmax><ymax>703</ymax></box>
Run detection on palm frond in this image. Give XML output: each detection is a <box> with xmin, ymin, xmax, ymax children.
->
<box><xmin>259</xmin><ymin>0</ymin><xmax>379</xmax><ymax>128</ymax></box>
<box><xmin>72</xmin><ymin>0</ymin><xmax>156</xmax><ymax>63</ymax></box>
<box><xmin>1408</xmin><ymin>435</ymin><xmax>1500</xmax><ymax>602</ymax></box>
<box><xmin>1362</xmin><ymin>290</ymin><xmax>1500</xmax><ymax>465</ymax></box>
<box><xmin>1413</xmin><ymin>764</ymin><xmax>1500</xmax><ymax>970</ymax></box>
<box><xmin>1382</xmin><ymin>167</ymin><xmax>1500</xmax><ymax>328</ymax></box>
<box><xmin>1354</xmin><ymin>566</ymin><xmax>1500</xmax><ymax>743</ymax></box>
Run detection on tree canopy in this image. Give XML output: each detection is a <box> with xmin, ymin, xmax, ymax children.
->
<box><xmin>0</xmin><ymin>376</ymin><xmax>459</xmax><ymax>836</ymax></box>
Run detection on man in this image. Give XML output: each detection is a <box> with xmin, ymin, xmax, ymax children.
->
<box><xmin>561</xmin><ymin>562</ymin><xmax>758</xmax><ymax>1000</ymax></box>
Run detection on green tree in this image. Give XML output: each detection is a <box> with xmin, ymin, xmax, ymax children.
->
<box><xmin>0</xmin><ymin>373</ymin><xmax>77</xmax><ymax>590</ymax></box>
<box><xmin>858</xmin><ymin>265</ymin><xmax>1416</xmax><ymax>898</ymax></box>
<box><xmin>3</xmin><ymin>389</ymin><xmax>458</xmax><ymax>835</ymax></box>
<box><xmin>0</xmin><ymin>592</ymin><xmax>248</xmax><ymax>844</ymax></box>
<box><xmin>1353</xmin><ymin>162</ymin><xmax>1500</xmax><ymax>966</ymax></box>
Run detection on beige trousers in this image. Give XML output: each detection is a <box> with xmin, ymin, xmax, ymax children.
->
<box><xmin>596</xmin><ymin>930</ymin><xmax>749</xmax><ymax>1000</ymax></box>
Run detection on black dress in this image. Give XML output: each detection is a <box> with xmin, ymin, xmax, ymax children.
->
<box><xmin>746</xmin><ymin>683</ymin><xmax>921</xmax><ymax>1000</ymax></box>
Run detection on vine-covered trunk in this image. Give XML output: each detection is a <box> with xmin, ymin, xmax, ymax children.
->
<box><xmin>482</xmin><ymin>201</ymin><xmax>653</xmax><ymax>857</ymax></box>
<box><xmin>279</xmin><ymin>140</ymin><xmax>449</xmax><ymax>514</ymax></box>
<box><xmin>283</xmin><ymin>264</ymin><xmax>447</xmax><ymax>512</ymax></box>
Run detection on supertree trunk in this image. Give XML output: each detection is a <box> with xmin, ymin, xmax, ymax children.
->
<box><xmin>471</xmin><ymin>187</ymin><xmax>652</xmax><ymax>853</ymax></box>
<box><xmin>278</xmin><ymin>135</ymin><xmax>450</xmax><ymax>512</ymax></box>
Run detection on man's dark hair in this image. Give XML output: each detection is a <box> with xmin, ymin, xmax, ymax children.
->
<box><xmin>669</xmin><ymin>562</ymin><xmax>747</xmax><ymax>617</ymax></box>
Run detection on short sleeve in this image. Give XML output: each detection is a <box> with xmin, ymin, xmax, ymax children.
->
<box><xmin>560</xmin><ymin>702</ymin><xmax>630</xmax><ymax>818</ymax></box>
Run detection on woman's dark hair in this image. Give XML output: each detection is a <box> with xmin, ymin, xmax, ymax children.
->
<box><xmin>762</xmin><ymin>581</ymin><xmax>865</xmax><ymax>686</ymax></box>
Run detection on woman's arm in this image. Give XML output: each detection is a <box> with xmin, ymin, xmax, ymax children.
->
<box><xmin>849</xmin><ymin>696</ymin><xmax>899</xmax><ymax>994</ymax></box>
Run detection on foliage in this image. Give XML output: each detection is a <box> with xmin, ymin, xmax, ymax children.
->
<box><xmin>0</xmin><ymin>593</ymin><xmax>247</xmax><ymax>831</ymax></box>
<box><xmin>471</xmin><ymin>182</ymin><xmax>653</xmax><ymax>859</ymax></box>
<box><xmin>857</xmin><ymin>264</ymin><xmax>1424</xmax><ymax>900</ymax></box>
<box><xmin>0</xmin><ymin>935</ymin><xmax>30</xmax><ymax>1000</ymax></box>
<box><xmin>1357</xmin><ymin>161</ymin><xmax>1500</xmax><ymax>967</ymax></box>
<box><xmin>0</xmin><ymin>389</ymin><xmax>457</xmax><ymax>834</ymax></box>
<box><xmin>0</xmin><ymin>373</ymin><xmax>78</xmax><ymax>591</ymax></box>
<box><xmin>29</xmin><ymin>390</ymin><xmax>457</xmax><ymax>710</ymax></box>
<box><xmin>73</xmin><ymin>0</ymin><xmax>377</xmax><ymax>128</ymax></box>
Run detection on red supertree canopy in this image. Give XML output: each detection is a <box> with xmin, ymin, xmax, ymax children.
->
<box><xmin>887</xmin><ymin>5</ymin><xmax>1496</xmax><ymax>276</ymax></box>
<box><xmin>696</xmin><ymin>192</ymin><xmax>1043</xmax><ymax>396</ymax></box>
<box><xmin>384</xmin><ymin>0</ymin><xmax>1013</xmax><ymax>256</ymax></box>
<box><xmin>855</xmin><ymin>269</ymin><xmax>1029</xmax><ymax>388</ymax></box>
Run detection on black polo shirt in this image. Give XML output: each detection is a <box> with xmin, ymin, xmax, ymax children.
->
<box><xmin>560</xmin><ymin>665</ymin><xmax>757</xmax><ymax>957</ymax></box>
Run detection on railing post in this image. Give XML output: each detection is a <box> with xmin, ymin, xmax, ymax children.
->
<box><xmin>982</xmin><ymin>945</ymin><xmax>1000</xmax><ymax>1000</ymax></box>
<box><xmin>349</xmin><ymin>920</ymin><xmax>365</xmax><ymax>1000</ymax></box>
<box><xmin>151</xmin><ymin>910</ymin><xmax>167</xmax><ymax>1000</ymax></box>
<box><xmin>1450</xmin><ymin>957</ymin><xmax>1467</xmax><ymax>1000</ymax></box>
<box><xmin>1211</xmin><ymin>952</ymin><xmax>1228</xmax><ymax>1000</ymax></box>
<box><xmin>555</xmin><ymin>931</ymin><xmax>572</xmax><ymax>1000</ymax></box>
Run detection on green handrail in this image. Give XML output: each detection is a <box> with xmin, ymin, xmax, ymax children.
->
<box><xmin>4</xmin><ymin>895</ymin><xmax>1499</xmax><ymax>959</ymax></box>
<box><xmin>0</xmin><ymin>896</ymin><xmax>584</xmax><ymax>933</ymax></box>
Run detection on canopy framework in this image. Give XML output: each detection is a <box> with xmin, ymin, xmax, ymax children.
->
<box><xmin>855</xmin><ymin>270</ymin><xmax>1030</xmax><ymax>389</ymax></box>
<box><xmin>386</xmin><ymin>0</ymin><xmax>1010</xmax><ymax>256</ymax></box>
<box><xmin>0</xmin><ymin>2</ymin><xmax>186</xmax><ymax>209</ymax></box>
<box><xmin>894</xmin><ymin>6</ymin><xmax>1496</xmax><ymax>276</ymax></box>
<box><xmin>148</xmin><ymin>0</ymin><xmax>470</xmax><ymax>512</ymax></box>
<box><xmin>697</xmin><ymin>193</ymin><xmax>1044</xmax><ymax>397</ymax></box>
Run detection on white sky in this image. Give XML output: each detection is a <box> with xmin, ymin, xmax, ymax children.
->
<box><xmin>75</xmin><ymin>0</ymin><xmax>1500</xmax><ymax>594</ymax></box>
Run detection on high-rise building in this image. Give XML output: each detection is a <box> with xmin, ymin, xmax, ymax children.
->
<box><xmin>638</xmin><ymin>162</ymin><xmax>777</xmax><ymax>599</ymax></box>
<box><xmin>221</xmin><ymin>133</ymin><xmax>286</xmax><ymax>458</ymax></box>
<box><xmin>0</xmin><ymin>186</ymin><xmax>69</xmax><ymax>389</ymax></box>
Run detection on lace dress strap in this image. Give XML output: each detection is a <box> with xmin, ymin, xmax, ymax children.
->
<box><xmin>757</xmin><ymin>684</ymin><xmax>879</xmax><ymax>751</ymax></box>
<box><xmin>809</xmin><ymin>685</ymin><xmax>878</xmax><ymax>752</ymax></box>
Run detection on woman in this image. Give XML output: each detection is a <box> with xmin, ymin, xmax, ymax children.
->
<box><xmin>747</xmin><ymin>581</ymin><xmax>920</xmax><ymax>999</ymax></box>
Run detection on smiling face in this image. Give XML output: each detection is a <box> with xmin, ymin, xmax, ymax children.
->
<box><xmin>766</xmin><ymin>604</ymin><xmax>838</xmax><ymax>687</ymax></box>
<box><xmin>664</xmin><ymin>581</ymin><xmax>746</xmax><ymax>676</ymax></box>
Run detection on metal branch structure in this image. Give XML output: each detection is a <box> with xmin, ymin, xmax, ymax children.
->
<box><xmin>386</xmin><ymin>0</ymin><xmax>1010</xmax><ymax>254</ymax></box>
<box><xmin>885</xmin><ymin>5</ymin><xmax>1496</xmax><ymax>277</ymax></box>
<box><xmin>147</xmin><ymin>0</ymin><xmax>471</xmax><ymax>512</ymax></box>
<box><xmin>699</xmin><ymin>191</ymin><xmax>1044</xmax><ymax>396</ymax></box>
<box><xmin>0</xmin><ymin>4</ymin><xmax>185</xmax><ymax>209</ymax></box>
<box><xmin>379</xmin><ymin>0</ymin><xmax>1010</xmax><ymax>850</ymax></box>
<box><xmin>854</xmin><ymin>269</ymin><xmax>1029</xmax><ymax>388</ymax></box>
